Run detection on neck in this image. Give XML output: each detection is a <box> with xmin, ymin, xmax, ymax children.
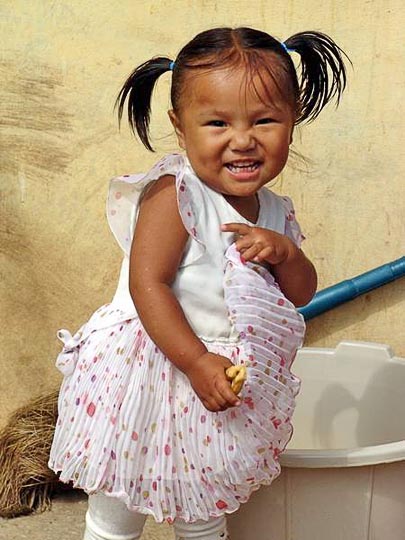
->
<box><xmin>224</xmin><ymin>193</ymin><xmax>260</xmax><ymax>223</ymax></box>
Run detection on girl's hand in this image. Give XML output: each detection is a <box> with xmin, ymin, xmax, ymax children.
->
<box><xmin>221</xmin><ymin>222</ymin><xmax>317</xmax><ymax>306</ymax></box>
<box><xmin>221</xmin><ymin>222</ymin><xmax>296</xmax><ymax>265</ymax></box>
<box><xmin>185</xmin><ymin>352</ymin><xmax>241</xmax><ymax>412</ymax></box>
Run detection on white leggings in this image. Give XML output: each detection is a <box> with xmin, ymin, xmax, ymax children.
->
<box><xmin>84</xmin><ymin>493</ymin><xmax>229</xmax><ymax>540</ymax></box>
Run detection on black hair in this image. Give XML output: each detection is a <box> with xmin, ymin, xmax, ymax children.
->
<box><xmin>115</xmin><ymin>27</ymin><xmax>349</xmax><ymax>151</ymax></box>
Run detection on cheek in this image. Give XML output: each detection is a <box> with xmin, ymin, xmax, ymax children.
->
<box><xmin>267</xmin><ymin>138</ymin><xmax>290</xmax><ymax>171</ymax></box>
<box><xmin>194</xmin><ymin>137</ymin><xmax>222</xmax><ymax>159</ymax></box>
<box><xmin>277</xmin><ymin>129</ymin><xmax>292</xmax><ymax>151</ymax></box>
<box><xmin>267</xmin><ymin>134</ymin><xmax>289</xmax><ymax>155</ymax></box>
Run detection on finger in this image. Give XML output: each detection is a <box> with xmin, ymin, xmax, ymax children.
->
<box><xmin>253</xmin><ymin>246</ymin><xmax>275</xmax><ymax>263</ymax></box>
<box><xmin>202</xmin><ymin>397</ymin><xmax>221</xmax><ymax>412</ymax></box>
<box><xmin>211</xmin><ymin>388</ymin><xmax>228</xmax><ymax>409</ymax></box>
<box><xmin>201</xmin><ymin>386</ymin><xmax>228</xmax><ymax>412</ymax></box>
<box><xmin>234</xmin><ymin>236</ymin><xmax>255</xmax><ymax>252</ymax></box>
<box><xmin>210</xmin><ymin>398</ymin><xmax>231</xmax><ymax>413</ymax></box>
<box><xmin>240</xmin><ymin>243</ymin><xmax>264</xmax><ymax>261</ymax></box>
<box><xmin>216</xmin><ymin>378</ymin><xmax>241</xmax><ymax>406</ymax></box>
<box><xmin>221</xmin><ymin>223</ymin><xmax>252</xmax><ymax>235</ymax></box>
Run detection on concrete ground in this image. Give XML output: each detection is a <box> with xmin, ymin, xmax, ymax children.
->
<box><xmin>0</xmin><ymin>490</ymin><xmax>174</xmax><ymax>540</ymax></box>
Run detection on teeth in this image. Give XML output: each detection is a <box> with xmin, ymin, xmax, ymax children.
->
<box><xmin>227</xmin><ymin>162</ymin><xmax>259</xmax><ymax>173</ymax></box>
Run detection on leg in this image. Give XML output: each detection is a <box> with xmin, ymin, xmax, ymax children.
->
<box><xmin>84</xmin><ymin>492</ymin><xmax>147</xmax><ymax>540</ymax></box>
<box><xmin>173</xmin><ymin>515</ymin><xmax>230</xmax><ymax>540</ymax></box>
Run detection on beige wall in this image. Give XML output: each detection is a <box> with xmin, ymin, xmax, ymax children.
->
<box><xmin>1</xmin><ymin>0</ymin><xmax>404</xmax><ymax>424</ymax></box>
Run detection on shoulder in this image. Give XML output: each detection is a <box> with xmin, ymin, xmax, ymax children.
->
<box><xmin>107</xmin><ymin>154</ymin><xmax>187</xmax><ymax>255</ymax></box>
<box><xmin>138</xmin><ymin>174</ymin><xmax>182</xmax><ymax>223</ymax></box>
<box><xmin>259</xmin><ymin>188</ymin><xmax>297</xmax><ymax>219</ymax></box>
<box><xmin>109</xmin><ymin>153</ymin><xmax>187</xmax><ymax>190</ymax></box>
<box><xmin>141</xmin><ymin>174</ymin><xmax>176</xmax><ymax>199</ymax></box>
<box><xmin>149</xmin><ymin>153</ymin><xmax>187</xmax><ymax>180</ymax></box>
<box><xmin>260</xmin><ymin>186</ymin><xmax>287</xmax><ymax>206</ymax></box>
<box><xmin>257</xmin><ymin>188</ymin><xmax>303</xmax><ymax>245</ymax></box>
<box><xmin>263</xmin><ymin>190</ymin><xmax>305</xmax><ymax>247</ymax></box>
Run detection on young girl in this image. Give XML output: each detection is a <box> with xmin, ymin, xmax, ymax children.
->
<box><xmin>49</xmin><ymin>27</ymin><xmax>347</xmax><ymax>540</ymax></box>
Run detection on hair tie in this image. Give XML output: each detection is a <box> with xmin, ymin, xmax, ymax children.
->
<box><xmin>281</xmin><ymin>42</ymin><xmax>294</xmax><ymax>54</ymax></box>
<box><xmin>169</xmin><ymin>61</ymin><xmax>176</xmax><ymax>71</ymax></box>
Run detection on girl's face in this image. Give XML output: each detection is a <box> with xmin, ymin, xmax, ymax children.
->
<box><xmin>169</xmin><ymin>64</ymin><xmax>295</xmax><ymax>204</ymax></box>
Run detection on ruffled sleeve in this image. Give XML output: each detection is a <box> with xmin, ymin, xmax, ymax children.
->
<box><xmin>107</xmin><ymin>154</ymin><xmax>187</xmax><ymax>256</ymax></box>
<box><xmin>280</xmin><ymin>196</ymin><xmax>305</xmax><ymax>248</ymax></box>
<box><xmin>107</xmin><ymin>153</ymin><xmax>206</xmax><ymax>265</ymax></box>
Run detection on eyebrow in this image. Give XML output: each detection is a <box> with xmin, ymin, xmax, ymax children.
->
<box><xmin>197</xmin><ymin>104</ymin><xmax>279</xmax><ymax>118</ymax></box>
<box><xmin>197</xmin><ymin>109</ymin><xmax>228</xmax><ymax>118</ymax></box>
<box><xmin>200</xmin><ymin>103</ymin><xmax>281</xmax><ymax>116</ymax></box>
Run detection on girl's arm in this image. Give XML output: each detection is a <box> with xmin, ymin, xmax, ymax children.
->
<box><xmin>221</xmin><ymin>223</ymin><xmax>317</xmax><ymax>307</ymax></box>
<box><xmin>130</xmin><ymin>175</ymin><xmax>240</xmax><ymax>412</ymax></box>
<box><xmin>268</xmin><ymin>245</ymin><xmax>317</xmax><ymax>307</ymax></box>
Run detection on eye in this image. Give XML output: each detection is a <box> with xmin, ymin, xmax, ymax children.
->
<box><xmin>207</xmin><ymin>120</ymin><xmax>227</xmax><ymax>127</ymax></box>
<box><xmin>255</xmin><ymin>118</ymin><xmax>275</xmax><ymax>125</ymax></box>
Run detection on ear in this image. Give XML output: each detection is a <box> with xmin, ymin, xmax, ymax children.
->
<box><xmin>168</xmin><ymin>109</ymin><xmax>186</xmax><ymax>150</ymax></box>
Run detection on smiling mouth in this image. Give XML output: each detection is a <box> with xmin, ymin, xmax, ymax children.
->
<box><xmin>225</xmin><ymin>161</ymin><xmax>261</xmax><ymax>173</ymax></box>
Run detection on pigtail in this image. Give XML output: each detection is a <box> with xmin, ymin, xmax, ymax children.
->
<box><xmin>114</xmin><ymin>57</ymin><xmax>173</xmax><ymax>151</ymax></box>
<box><xmin>284</xmin><ymin>32</ymin><xmax>349</xmax><ymax>123</ymax></box>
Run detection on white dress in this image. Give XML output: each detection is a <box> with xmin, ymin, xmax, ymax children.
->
<box><xmin>49</xmin><ymin>154</ymin><xmax>306</xmax><ymax>523</ymax></box>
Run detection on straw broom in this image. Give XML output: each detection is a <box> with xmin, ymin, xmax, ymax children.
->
<box><xmin>0</xmin><ymin>389</ymin><xmax>65</xmax><ymax>518</ymax></box>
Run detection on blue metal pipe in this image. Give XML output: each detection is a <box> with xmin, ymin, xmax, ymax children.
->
<box><xmin>298</xmin><ymin>256</ymin><xmax>405</xmax><ymax>321</ymax></box>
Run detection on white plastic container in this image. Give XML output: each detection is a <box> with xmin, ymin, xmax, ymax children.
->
<box><xmin>228</xmin><ymin>341</ymin><xmax>405</xmax><ymax>540</ymax></box>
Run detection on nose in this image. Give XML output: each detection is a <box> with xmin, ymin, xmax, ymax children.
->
<box><xmin>229</xmin><ymin>128</ymin><xmax>256</xmax><ymax>152</ymax></box>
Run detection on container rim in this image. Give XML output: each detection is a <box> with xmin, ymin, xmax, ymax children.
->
<box><xmin>280</xmin><ymin>440</ymin><xmax>405</xmax><ymax>468</ymax></box>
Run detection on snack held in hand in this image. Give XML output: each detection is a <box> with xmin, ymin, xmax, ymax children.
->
<box><xmin>226</xmin><ymin>365</ymin><xmax>247</xmax><ymax>395</ymax></box>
